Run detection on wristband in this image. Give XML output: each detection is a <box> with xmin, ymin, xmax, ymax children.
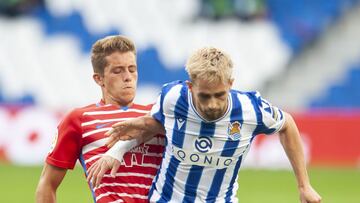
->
<box><xmin>105</xmin><ymin>139</ymin><xmax>138</xmax><ymax>162</ymax></box>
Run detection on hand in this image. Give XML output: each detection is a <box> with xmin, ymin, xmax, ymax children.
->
<box><xmin>86</xmin><ymin>155</ymin><xmax>121</xmax><ymax>188</ymax></box>
<box><xmin>105</xmin><ymin>120</ymin><xmax>144</xmax><ymax>148</ymax></box>
<box><xmin>299</xmin><ymin>185</ymin><xmax>322</xmax><ymax>203</ymax></box>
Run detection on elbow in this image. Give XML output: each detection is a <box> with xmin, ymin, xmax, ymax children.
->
<box><xmin>279</xmin><ymin>112</ymin><xmax>294</xmax><ymax>134</ymax></box>
<box><xmin>35</xmin><ymin>182</ymin><xmax>45</xmax><ymax>202</ymax></box>
<box><xmin>35</xmin><ymin>178</ymin><xmax>47</xmax><ymax>199</ymax></box>
<box><xmin>35</xmin><ymin>179</ymin><xmax>56</xmax><ymax>202</ymax></box>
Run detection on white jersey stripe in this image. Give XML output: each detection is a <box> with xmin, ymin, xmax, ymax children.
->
<box><xmin>82</xmin><ymin>127</ymin><xmax>111</xmax><ymax>138</ymax></box>
<box><xmin>96</xmin><ymin>183</ymin><xmax>151</xmax><ymax>190</ymax></box>
<box><xmin>141</xmin><ymin>163</ymin><xmax>161</xmax><ymax>169</ymax></box>
<box><xmin>81</xmin><ymin>118</ymin><xmax>130</xmax><ymax>126</ymax></box>
<box><xmin>85</xmin><ymin>154</ymin><xmax>101</xmax><ymax>164</ymax></box>
<box><xmin>82</xmin><ymin>138</ymin><xmax>108</xmax><ymax>154</ymax></box>
<box><xmin>108</xmin><ymin>199</ymin><xmax>124</xmax><ymax>203</ymax></box>
<box><xmin>84</xmin><ymin>109</ymin><xmax>148</xmax><ymax>116</ymax></box>
<box><xmin>96</xmin><ymin>192</ymin><xmax>148</xmax><ymax>201</ymax></box>
<box><xmin>103</xmin><ymin>172</ymin><xmax>155</xmax><ymax>179</ymax></box>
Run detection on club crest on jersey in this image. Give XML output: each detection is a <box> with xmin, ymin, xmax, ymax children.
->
<box><xmin>227</xmin><ymin>121</ymin><xmax>241</xmax><ymax>140</ymax></box>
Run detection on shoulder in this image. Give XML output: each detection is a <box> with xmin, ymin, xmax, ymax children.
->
<box><xmin>161</xmin><ymin>80</ymin><xmax>188</xmax><ymax>101</ymax></box>
<box><xmin>161</xmin><ymin>80</ymin><xmax>185</xmax><ymax>93</ymax></box>
<box><xmin>230</xmin><ymin>89</ymin><xmax>261</xmax><ymax>103</ymax></box>
<box><xmin>60</xmin><ymin>103</ymin><xmax>97</xmax><ymax>126</ymax></box>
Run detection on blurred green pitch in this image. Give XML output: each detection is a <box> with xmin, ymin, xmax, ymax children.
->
<box><xmin>1</xmin><ymin>164</ymin><xmax>359</xmax><ymax>203</ymax></box>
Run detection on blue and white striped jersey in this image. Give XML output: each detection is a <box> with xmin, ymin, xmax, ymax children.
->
<box><xmin>149</xmin><ymin>81</ymin><xmax>285</xmax><ymax>203</ymax></box>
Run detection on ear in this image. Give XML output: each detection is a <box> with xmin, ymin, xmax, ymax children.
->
<box><xmin>93</xmin><ymin>73</ymin><xmax>104</xmax><ymax>87</ymax></box>
<box><xmin>186</xmin><ymin>80</ymin><xmax>193</xmax><ymax>91</ymax></box>
<box><xmin>229</xmin><ymin>79</ymin><xmax>234</xmax><ymax>87</ymax></box>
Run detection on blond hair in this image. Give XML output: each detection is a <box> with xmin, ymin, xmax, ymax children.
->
<box><xmin>91</xmin><ymin>35</ymin><xmax>136</xmax><ymax>75</ymax></box>
<box><xmin>185</xmin><ymin>47</ymin><xmax>233</xmax><ymax>84</ymax></box>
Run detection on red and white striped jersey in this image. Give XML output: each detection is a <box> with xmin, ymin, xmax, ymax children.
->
<box><xmin>46</xmin><ymin>100</ymin><xmax>165</xmax><ymax>203</ymax></box>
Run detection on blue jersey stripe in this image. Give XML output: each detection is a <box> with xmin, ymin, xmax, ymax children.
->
<box><xmin>79</xmin><ymin>154</ymin><xmax>96</xmax><ymax>203</ymax></box>
<box><xmin>171</xmin><ymin>84</ymin><xmax>189</xmax><ymax>148</ymax></box>
<box><xmin>206</xmin><ymin>92</ymin><xmax>242</xmax><ymax>201</ymax></box>
<box><xmin>153</xmin><ymin>80</ymin><xmax>183</xmax><ymax>124</ymax></box>
<box><xmin>183</xmin><ymin>121</ymin><xmax>215</xmax><ymax>202</ymax></box>
<box><xmin>224</xmin><ymin>92</ymin><xmax>263</xmax><ymax>201</ymax></box>
<box><xmin>183</xmin><ymin>165</ymin><xmax>204</xmax><ymax>202</ymax></box>
<box><xmin>218</xmin><ymin>91</ymin><xmax>243</xmax><ymax>201</ymax></box>
<box><xmin>199</xmin><ymin>122</ymin><xmax>216</xmax><ymax>136</ymax></box>
<box><xmin>159</xmin><ymin>83</ymin><xmax>189</xmax><ymax>202</ymax></box>
<box><xmin>206</xmin><ymin>168</ymin><xmax>227</xmax><ymax>202</ymax></box>
<box><xmin>157</xmin><ymin>157</ymin><xmax>181</xmax><ymax>202</ymax></box>
<box><xmin>149</xmin><ymin>139</ymin><xmax>168</xmax><ymax>199</ymax></box>
<box><xmin>246</xmin><ymin>92</ymin><xmax>269</xmax><ymax>136</ymax></box>
<box><xmin>225</xmin><ymin>155</ymin><xmax>243</xmax><ymax>202</ymax></box>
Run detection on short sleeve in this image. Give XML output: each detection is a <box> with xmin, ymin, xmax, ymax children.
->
<box><xmin>151</xmin><ymin>94</ymin><xmax>164</xmax><ymax>124</ymax></box>
<box><xmin>150</xmin><ymin>81</ymin><xmax>182</xmax><ymax>125</ymax></box>
<box><xmin>256</xmin><ymin>93</ymin><xmax>285</xmax><ymax>135</ymax></box>
<box><xmin>46</xmin><ymin>109</ymin><xmax>82</xmax><ymax>169</ymax></box>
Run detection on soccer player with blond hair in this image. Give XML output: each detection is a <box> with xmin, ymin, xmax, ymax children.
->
<box><xmin>89</xmin><ymin>47</ymin><xmax>321</xmax><ymax>203</ymax></box>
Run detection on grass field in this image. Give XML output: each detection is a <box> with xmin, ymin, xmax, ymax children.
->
<box><xmin>1</xmin><ymin>164</ymin><xmax>359</xmax><ymax>202</ymax></box>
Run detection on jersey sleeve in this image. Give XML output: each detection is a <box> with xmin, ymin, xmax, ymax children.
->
<box><xmin>151</xmin><ymin>80</ymin><xmax>182</xmax><ymax>125</ymax></box>
<box><xmin>255</xmin><ymin>92</ymin><xmax>285</xmax><ymax>135</ymax></box>
<box><xmin>151</xmin><ymin>93</ymin><xmax>164</xmax><ymax>124</ymax></box>
<box><xmin>46</xmin><ymin>109</ymin><xmax>82</xmax><ymax>169</ymax></box>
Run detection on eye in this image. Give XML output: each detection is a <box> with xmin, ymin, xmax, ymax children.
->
<box><xmin>214</xmin><ymin>92</ymin><xmax>226</xmax><ymax>99</ymax></box>
<box><xmin>112</xmin><ymin>67</ymin><xmax>122</xmax><ymax>74</ymax></box>
<box><xmin>128</xmin><ymin>66</ymin><xmax>137</xmax><ymax>73</ymax></box>
<box><xmin>198</xmin><ymin>94</ymin><xmax>211</xmax><ymax>100</ymax></box>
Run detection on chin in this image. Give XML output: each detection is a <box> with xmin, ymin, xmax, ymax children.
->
<box><xmin>120</xmin><ymin>90</ymin><xmax>135</xmax><ymax>96</ymax></box>
<box><xmin>123</xmin><ymin>96</ymin><xmax>135</xmax><ymax>103</ymax></box>
<box><xmin>114</xmin><ymin>94</ymin><xmax>135</xmax><ymax>105</ymax></box>
<box><xmin>206</xmin><ymin>113</ymin><xmax>221</xmax><ymax>120</ymax></box>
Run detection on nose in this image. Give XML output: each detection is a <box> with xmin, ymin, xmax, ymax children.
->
<box><xmin>207</xmin><ymin>98</ymin><xmax>217</xmax><ymax>110</ymax></box>
<box><xmin>122</xmin><ymin>69</ymin><xmax>132</xmax><ymax>82</ymax></box>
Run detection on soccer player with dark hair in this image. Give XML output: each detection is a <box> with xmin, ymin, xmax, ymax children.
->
<box><xmin>36</xmin><ymin>35</ymin><xmax>164</xmax><ymax>203</ymax></box>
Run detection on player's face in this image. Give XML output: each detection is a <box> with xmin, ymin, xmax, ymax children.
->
<box><xmin>99</xmin><ymin>51</ymin><xmax>138</xmax><ymax>106</ymax></box>
<box><xmin>188</xmin><ymin>78</ymin><xmax>232</xmax><ymax>121</ymax></box>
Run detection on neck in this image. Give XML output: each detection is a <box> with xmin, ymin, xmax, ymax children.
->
<box><xmin>102</xmin><ymin>93</ymin><xmax>132</xmax><ymax>108</ymax></box>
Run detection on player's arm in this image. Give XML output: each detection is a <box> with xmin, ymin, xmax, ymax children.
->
<box><xmin>35</xmin><ymin>163</ymin><xmax>67</xmax><ymax>203</ymax></box>
<box><xmin>88</xmin><ymin>118</ymin><xmax>164</xmax><ymax>188</ymax></box>
<box><xmin>105</xmin><ymin>115</ymin><xmax>165</xmax><ymax>147</ymax></box>
<box><xmin>279</xmin><ymin>112</ymin><xmax>322</xmax><ymax>203</ymax></box>
<box><xmin>36</xmin><ymin>109</ymin><xmax>81</xmax><ymax>202</ymax></box>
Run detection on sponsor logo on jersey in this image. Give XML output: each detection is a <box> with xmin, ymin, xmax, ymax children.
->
<box><xmin>194</xmin><ymin>136</ymin><xmax>212</xmax><ymax>153</ymax></box>
<box><xmin>172</xmin><ymin>145</ymin><xmax>235</xmax><ymax>169</ymax></box>
<box><xmin>122</xmin><ymin>144</ymin><xmax>150</xmax><ymax>167</ymax></box>
<box><xmin>176</xmin><ymin>117</ymin><xmax>185</xmax><ymax>129</ymax></box>
<box><xmin>227</xmin><ymin>121</ymin><xmax>241</xmax><ymax>140</ymax></box>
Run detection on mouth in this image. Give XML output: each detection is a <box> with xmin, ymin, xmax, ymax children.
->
<box><xmin>206</xmin><ymin>109</ymin><xmax>219</xmax><ymax>114</ymax></box>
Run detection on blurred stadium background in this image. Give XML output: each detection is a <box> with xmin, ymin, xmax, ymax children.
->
<box><xmin>0</xmin><ymin>0</ymin><xmax>359</xmax><ymax>202</ymax></box>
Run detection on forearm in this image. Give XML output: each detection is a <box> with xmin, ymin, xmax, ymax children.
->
<box><xmin>141</xmin><ymin>115</ymin><xmax>165</xmax><ymax>134</ymax></box>
<box><xmin>279</xmin><ymin>113</ymin><xmax>310</xmax><ymax>188</ymax></box>
<box><xmin>36</xmin><ymin>184</ymin><xmax>56</xmax><ymax>203</ymax></box>
<box><xmin>106</xmin><ymin>125</ymin><xmax>161</xmax><ymax>161</ymax></box>
<box><xmin>35</xmin><ymin>164</ymin><xmax>66</xmax><ymax>203</ymax></box>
